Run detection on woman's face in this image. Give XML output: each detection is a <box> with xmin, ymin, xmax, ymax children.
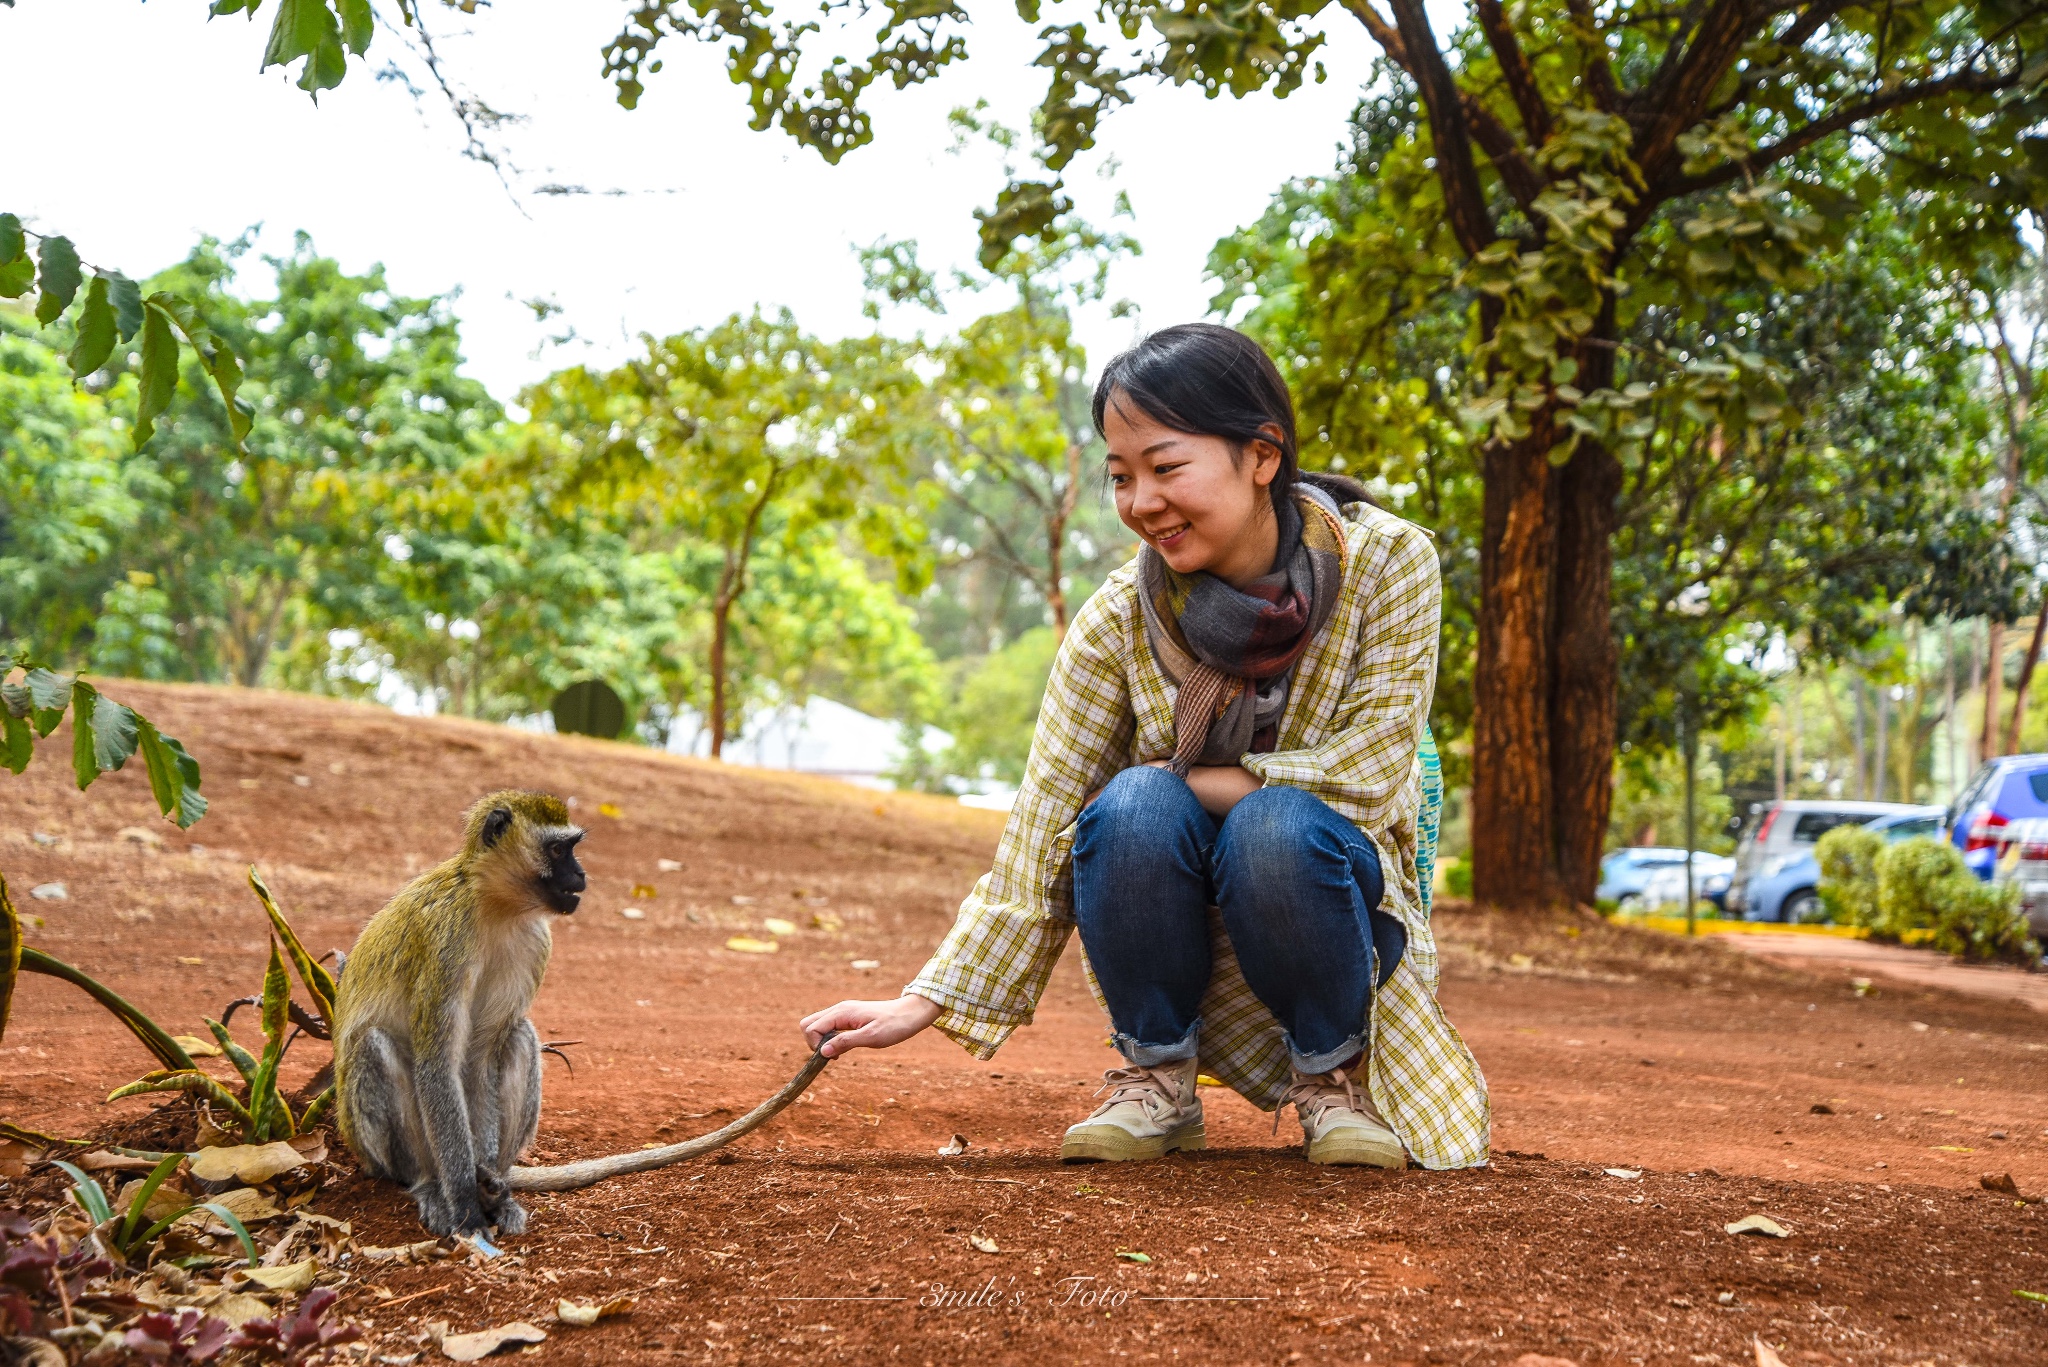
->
<box><xmin>1103</xmin><ymin>393</ymin><xmax>1281</xmax><ymax>586</ymax></box>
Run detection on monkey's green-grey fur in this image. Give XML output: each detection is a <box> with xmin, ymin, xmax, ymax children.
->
<box><xmin>333</xmin><ymin>790</ymin><xmax>585</xmax><ymax>1237</ymax></box>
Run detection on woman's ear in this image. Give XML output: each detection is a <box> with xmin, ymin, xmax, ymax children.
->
<box><xmin>1249</xmin><ymin>434</ymin><xmax>1284</xmax><ymax>488</ymax></box>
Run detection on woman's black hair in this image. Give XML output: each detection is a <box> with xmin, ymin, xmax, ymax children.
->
<box><xmin>1091</xmin><ymin>323</ymin><xmax>1372</xmax><ymax>508</ymax></box>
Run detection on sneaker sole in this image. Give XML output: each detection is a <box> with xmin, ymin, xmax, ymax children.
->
<box><xmin>1305</xmin><ymin>1130</ymin><xmax>1406</xmax><ymax>1168</ymax></box>
<box><xmin>1060</xmin><ymin>1121</ymin><xmax>1207</xmax><ymax>1163</ymax></box>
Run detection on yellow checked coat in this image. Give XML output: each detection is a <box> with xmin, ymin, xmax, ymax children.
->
<box><xmin>906</xmin><ymin>498</ymin><xmax>1491</xmax><ymax>1169</ymax></box>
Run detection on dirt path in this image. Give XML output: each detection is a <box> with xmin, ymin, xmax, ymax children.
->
<box><xmin>4</xmin><ymin>684</ymin><xmax>2046</xmax><ymax>1364</ymax></box>
<box><xmin>1713</xmin><ymin>931</ymin><xmax>2048</xmax><ymax>1013</ymax></box>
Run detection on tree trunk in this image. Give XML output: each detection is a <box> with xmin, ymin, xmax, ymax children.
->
<box><xmin>1470</xmin><ymin>424</ymin><xmax>1563</xmax><ymax>908</ymax></box>
<box><xmin>1546</xmin><ymin>435</ymin><xmax>1623</xmax><ymax>905</ymax></box>
<box><xmin>1983</xmin><ymin>622</ymin><xmax>2005</xmax><ymax>760</ymax></box>
<box><xmin>2004</xmin><ymin>612</ymin><xmax>2047</xmax><ymax>755</ymax></box>
<box><xmin>708</xmin><ymin>595</ymin><xmax>732</xmax><ymax>759</ymax></box>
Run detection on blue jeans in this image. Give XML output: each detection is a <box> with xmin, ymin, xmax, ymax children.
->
<box><xmin>1072</xmin><ymin>765</ymin><xmax>1406</xmax><ymax>1074</ymax></box>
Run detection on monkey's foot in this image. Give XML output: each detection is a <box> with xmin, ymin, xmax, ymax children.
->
<box><xmin>491</xmin><ymin>1198</ymin><xmax>530</xmax><ymax>1236</ymax></box>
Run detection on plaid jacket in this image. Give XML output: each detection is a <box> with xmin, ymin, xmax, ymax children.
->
<box><xmin>906</xmin><ymin>500</ymin><xmax>1490</xmax><ymax>1169</ymax></box>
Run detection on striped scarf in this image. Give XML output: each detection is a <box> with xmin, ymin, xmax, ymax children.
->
<box><xmin>1138</xmin><ymin>482</ymin><xmax>1348</xmax><ymax>775</ymax></box>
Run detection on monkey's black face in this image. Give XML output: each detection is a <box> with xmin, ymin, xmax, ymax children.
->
<box><xmin>542</xmin><ymin>831</ymin><xmax>587</xmax><ymax>915</ymax></box>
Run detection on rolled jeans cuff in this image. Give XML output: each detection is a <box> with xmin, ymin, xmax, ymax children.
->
<box><xmin>1113</xmin><ymin>1017</ymin><xmax>1201</xmax><ymax>1067</ymax></box>
<box><xmin>1287</xmin><ymin>1029</ymin><xmax>1367</xmax><ymax>1076</ymax></box>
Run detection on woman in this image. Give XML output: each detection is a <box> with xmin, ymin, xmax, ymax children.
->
<box><xmin>801</xmin><ymin>324</ymin><xmax>1489</xmax><ymax>1170</ymax></box>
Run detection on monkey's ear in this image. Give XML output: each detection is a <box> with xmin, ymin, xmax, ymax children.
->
<box><xmin>480</xmin><ymin>807</ymin><xmax>515</xmax><ymax>849</ymax></box>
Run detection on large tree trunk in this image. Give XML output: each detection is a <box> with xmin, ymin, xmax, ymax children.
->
<box><xmin>1470</xmin><ymin>423</ymin><xmax>1563</xmax><ymax>908</ymax></box>
<box><xmin>1548</xmin><ymin>439</ymin><xmax>1623</xmax><ymax>903</ymax></box>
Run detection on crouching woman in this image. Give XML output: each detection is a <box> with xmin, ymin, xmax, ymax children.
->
<box><xmin>801</xmin><ymin>323</ymin><xmax>1489</xmax><ymax>1170</ymax></box>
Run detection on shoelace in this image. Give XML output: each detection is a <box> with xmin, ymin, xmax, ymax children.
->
<box><xmin>1091</xmin><ymin>1064</ymin><xmax>1184</xmax><ymax>1120</ymax></box>
<box><xmin>1272</xmin><ymin>1068</ymin><xmax>1360</xmax><ymax>1135</ymax></box>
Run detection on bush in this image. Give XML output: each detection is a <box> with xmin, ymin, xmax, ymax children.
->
<box><xmin>1815</xmin><ymin>825</ymin><xmax>1883</xmax><ymax>926</ymax></box>
<box><xmin>1442</xmin><ymin>857</ymin><xmax>1473</xmax><ymax>898</ymax></box>
<box><xmin>1869</xmin><ymin>837</ymin><xmax>2040</xmax><ymax>965</ymax></box>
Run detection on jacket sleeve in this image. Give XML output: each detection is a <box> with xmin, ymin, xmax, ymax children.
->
<box><xmin>1239</xmin><ymin>522</ymin><xmax>1441</xmax><ymax>837</ymax></box>
<box><xmin>905</xmin><ymin>584</ymin><xmax>1136</xmax><ymax>1058</ymax></box>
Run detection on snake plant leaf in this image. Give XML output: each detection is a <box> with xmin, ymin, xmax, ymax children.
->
<box><xmin>247</xmin><ymin>867</ymin><xmax>335</xmax><ymax>1025</ymax></box>
<box><xmin>298</xmin><ymin>1084</ymin><xmax>336</xmax><ymax>1133</ymax></box>
<box><xmin>19</xmin><ymin>947</ymin><xmax>198</xmax><ymax>1072</ymax></box>
<box><xmin>206</xmin><ymin>1017</ymin><xmax>261</xmax><ymax>1086</ymax></box>
<box><xmin>199</xmin><ymin>1201</ymin><xmax>261</xmax><ymax>1266</ymax></box>
<box><xmin>108</xmin><ymin>1070</ymin><xmax>256</xmax><ymax>1129</ymax></box>
<box><xmin>0</xmin><ymin>872</ymin><xmax>19</xmax><ymax>1043</ymax></box>
<box><xmin>119</xmin><ymin>1151</ymin><xmax>189</xmax><ymax>1249</ymax></box>
<box><xmin>53</xmin><ymin>1160</ymin><xmax>113</xmax><ymax>1225</ymax></box>
<box><xmin>246</xmin><ymin>940</ymin><xmax>293</xmax><ymax>1141</ymax></box>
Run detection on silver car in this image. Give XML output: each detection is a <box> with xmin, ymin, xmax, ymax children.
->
<box><xmin>1991</xmin><ymin>818</ymin><xmax>2048</xmax><ymax>943</ymax></box>
<box><xmin>1726</xmin><ymin>799</ymin><xmax>1942</xmax><ymax>922</ymax></box>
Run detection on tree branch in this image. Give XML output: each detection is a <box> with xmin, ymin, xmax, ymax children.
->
<box><xmin>1664</xmin><ymin>62</ymin><xmax>2022</xmax><ymax>198</ymax></box>
<box><xmin>1341</xmin><ymin>0</ymin><xmax>1410</xmax><ymax>70</ymax></box>
<box><xmin>1629</xmin><ymin>0</ymin><xmax>1760</xmax><ymax>177</ymax></box>
<box><xmin>1462</xmin><ymin>92</ymin><xmax>1546</xmax><ymax>212</ymax></box>
<box><xmin>1473</xmin><ymin>0</ymin><xmax>1553</xmax><ymax>140</ymax></box>
<box><xmin>1563</xmin><ymin>0</ymin><xmax>1624</xmax><ymax>112</ymax></box>
<box><xmin>1380</xmin><ymin>0</ymin><xmax>1498</xmax><ymax>256</ymax></box>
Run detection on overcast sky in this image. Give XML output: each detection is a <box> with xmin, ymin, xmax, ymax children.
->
<box><xmin>6</xmin><ymin>1</ymin><xmax>1450</xmax><ymax>402</ymax></box>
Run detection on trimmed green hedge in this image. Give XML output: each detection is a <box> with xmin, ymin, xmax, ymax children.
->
<box><xmin>1815</xmin><ymin>828</ymin><xmax>2039</xmax><ymax>965</ymax></box>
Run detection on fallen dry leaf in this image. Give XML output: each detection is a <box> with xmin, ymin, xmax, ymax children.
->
<box><xmin>359</xmin><ymin>1238</ymin><xmax>443</xmax><ymax>1263</ymax></box>
<box><xmin>556</xmin><ymin>1295</ymin><xmax>635</xmax><ymax>1327</ymax></box>
<box><xmin>1509</xmin><ymin>1356</ymin><xmax>1580</xmax><ymax>1367</ymax></box>
<box><xmin>234</xmin><ymin>1259</ymin><xmax>318</xmax><ymax>1294</ymax></box>
<box><xmin>176</xmin><ymin>1186</ymin><xmax>283</xmax><ymax>1229</ymax></box>
<box><xmin>811</xmin><ymin>912</ymin><xmax>844</xmax><ymax>932</ymax></box>
<box><xmin>441</xmin><ymin>1321</ymin><xmax>548</xmax><ymax>1361</ymax></box>
<box><xmin>1195</xmin><ymin>1074</ymin><xmax>1224</xmax><ymax>1088</ymax></box>
<box><xmin>763</xmin><ymin>917</ymin><xmax>798</xmax><ymax>936</ymax></box>
<box><xmin>1725</xmin><ymin>1214</ymin><xmax>1789</xmax><ymax>1238</ymax></box>
<box><xmin>1603</xmin><ymin>1168</ymin><xmax>1642</xmax><ymax>1180</ymax></box>
<box><xmin>969</xmin><ymin>1234</ymin><xmax>999</xmax><ymax>1254</ymax></box>
<box><xmin>657</xmin><ymin>858</ymin><xmax>683</xmax><ymax>872</ymax></box>
<box><xmin>621</xmin><ymin>907</ymin><xmax>646</xmax><ymax>921</ymax></box>
<box><xmin>597</xmin><ymin>803</ymin><xmax>622</xmax><ymax>818</ymax></box>
<box><xmin>4</xmin><ymin>1337</ymin><xmax>66</xmax><ymax>1367</ymax></box>
<box><xmin>207</xmin><ymin>1292</ymin><xmax>279</xmax><ymax>1327</ymax></box>
<box><xmin>1753</xmin><ymin>1337</ymin><xmax>1788</xmax><ymax>1367</ymax></box>
<box><xmin>189</xmin><ymin>1140</ymin><xmax>311</xmax><ymax>1185</ymax></box>
<box><xmin>851</xmin><ymin>959</ymin><xmax>880</xmax><ymax>970</ymax></box>
<box><xmin>937</xmin><ymin>1134</ymin><xmax>969</xmax><ymax>1157</ymax></box>
<box><xmin>725</xmin><ymin>936</ymin><xmax>779</xmax><ymax>954</ymax></box>
<box><xmin>75</xmin><ymin>1150</ymin><xmax>160</xmax><ymax>1172</ymax></box>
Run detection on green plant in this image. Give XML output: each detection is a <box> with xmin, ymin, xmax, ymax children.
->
<box><xmin>1443</xmin><ymin>858</ymin><xmax>1474</xmax><ymax>899</ymax></box>
<box><xmin>1816</xmin><ymin>825</ymin><xmax>1884</xmax><ymax>927</ymax></box>
<box><xmin>1867</xmin><ymin>837</ymin><xmax>2042</xmax><ymax>965</ymax></box>
<box><xmin>51</xmin><ymin>1157</ymin><xmax>258</xmax><ymax>1267</ymax></box>
<box><xmin>109</xmin><ymin>870</ymin><xmax>338</xmax><ymax>1144</ymax></box>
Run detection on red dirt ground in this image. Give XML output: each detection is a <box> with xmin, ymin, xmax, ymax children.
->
<box><xmin>4</xmin><ymin>682</ymin><xmax>2047</xmax><ymax>1365</ymax></box>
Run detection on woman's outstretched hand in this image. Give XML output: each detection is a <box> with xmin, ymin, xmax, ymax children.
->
<box><xmin>801</xmin><ymin>994</ymin><xmax>942</xmax><ymax>1058</ymax></box>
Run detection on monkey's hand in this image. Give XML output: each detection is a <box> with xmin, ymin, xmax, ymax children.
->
<box><xmin>800</xmin><ymin>994</ymin><xmax>941</xmax><ymax>1058</ymax></box>
<box><xmin>409</xmin><ymin>1180</ymin><xmax>491</xmax><ymax>1238</ymax></box>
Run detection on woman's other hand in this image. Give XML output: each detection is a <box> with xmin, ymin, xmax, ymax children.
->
<box><xmin>801</xmin><ymin>994</ymin><xmax>942</xmax><ymax>1058</ymax></box>
<box><xmin>1183</xmin><ymin>764</ymin><xmax>1261</xmax><ymax>817</ymax></box>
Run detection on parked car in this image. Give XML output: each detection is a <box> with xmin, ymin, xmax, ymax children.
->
<box><xmin>1947</xmin><ymin>754</ymin><xmax>2048</xmax><ymax>880</ymax></box>
<box><xmin>1726</xmin><ymin>801</ymin><xmax>1943</xmax><ymax>922</ymax></box>
<box><xmin>1989</xmin><ymin>817</ymin><xmax>2048</xmax><ymax>944</ymax></box>
<box><xmin>1597</xmin><ymin>847</ymin><xmax>1736</xmax><ymax>910</ymax></box>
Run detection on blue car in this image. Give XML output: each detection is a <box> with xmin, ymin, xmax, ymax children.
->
<box><xmin>1948</xmin><ymin>754</ymin><xmax>2048</xmax><ymax>880</ymax></box>
<box><xmin>1726</xmin><ymin>801</ymin><xmax>1943</xmax><ymax>922</ymax></box>
<box><xmin>1597</xmin><ymin>847</ymin><xmax>1735</xmax><ymax>909</ymax></box>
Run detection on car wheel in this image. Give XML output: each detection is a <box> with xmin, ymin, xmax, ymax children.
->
<box><xmin>1616</xmin><ymin>894</ymin><xmax>1643</xmax><ymax>915</ymax></box>
<box><xmin>1782</xmin><ymin>890</ymin><xmax>1824</xmax><ymax>924</ymax></box>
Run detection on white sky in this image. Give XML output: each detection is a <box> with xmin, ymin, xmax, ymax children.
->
<box><xmin>5</xmin><ymin>1</ymin><xmax>1447</xmax><ymax>402</ymax></box>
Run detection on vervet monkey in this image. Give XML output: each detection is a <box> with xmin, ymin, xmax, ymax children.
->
<box><xmin>332</xmin><ymin>790</ymin><xmax>586</xmax><ymax>1237</ymax></box>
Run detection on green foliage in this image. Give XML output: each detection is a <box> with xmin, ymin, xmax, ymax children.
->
<box><xmin>0</xmin><ymin>657</ymin><xmax>206</xmax><ymax>827</ymax></box>
<box><xmin>1605</xmin><ymin>746</ymin><xmax>1733</xmax><ymax>854</ymax></box>
<box><xmin>1442</xmin><ymin>857</ymin><xmax>1473</xmax><ymax>899</ymax></box>
<box><xmin>0</xmin><ymin>217</ymin><xmax>249</xmax><ymax>453</ymax></box>
<box><xmin>940</xmin><ymin>626</ymin><xmax>1061</xmax><ymax>784</ymax></box>
<box><xmin>1848</xmin><ymin>837</ymin><xmax>2044</xmax><ymax>965</ymax></box>
<box><xmin>1815</xmin><ymin>824</ymin><xmax>1884</xmax><ymax>927</ymax></box>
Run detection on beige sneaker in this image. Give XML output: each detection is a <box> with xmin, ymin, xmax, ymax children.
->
<box><xmin>1060</xmin><ymin>1059</ymin><xmax>1207</xmax><ymax>1163</ymax></box>
<box><xmin>1278</xmin><ymin>1063</ymin><xmax>1406</xmax><ymax>1168</ymax></box>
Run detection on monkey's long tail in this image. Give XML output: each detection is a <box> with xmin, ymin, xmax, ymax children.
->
<box><xmin>504</xmin><ymin>1033</ymin><xmax>836</xmax><ymax>1193</ymax></box>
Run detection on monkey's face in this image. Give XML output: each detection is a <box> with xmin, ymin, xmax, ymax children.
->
<box><xmin>540</xmin><ymin>830</ymin><xmax>587</xmax><ymax>915</ymax></box>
